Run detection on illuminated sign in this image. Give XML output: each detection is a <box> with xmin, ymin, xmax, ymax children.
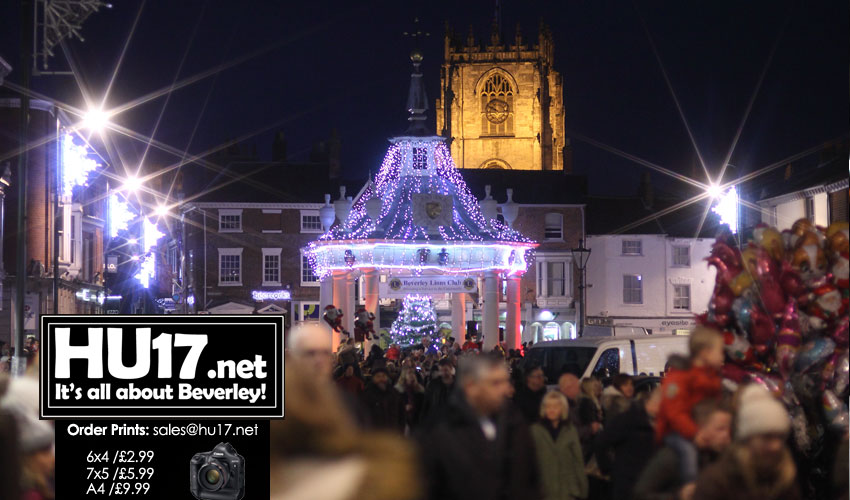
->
<box><xmin>251</xmin><ymin>290</ymin><xmax>291</xmax><ymax>302</ymax></box>
<box><xmin>75</xmin><ymin>289</ymin><xmax>106</xmax><ymax>304</ymax></box>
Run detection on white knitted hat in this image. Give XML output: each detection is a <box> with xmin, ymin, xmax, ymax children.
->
<box><xmin>736</xmin><ymin>384</ymin><xmax>790</xmax><ymax>441</ymax></box>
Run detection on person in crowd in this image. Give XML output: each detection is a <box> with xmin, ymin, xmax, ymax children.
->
<box><xmin>558</xmin><ymin>373</ymin><xmax>595</xmax><ymax>453</ymax></box>
<box><xmin>365</xmin><ymin>344</ymin><xmax>385</xmax><ymax>371</ymax></box>
<box><xmin>655</xmin><ymin>327</ymin><xmax>724</xmax><ymax>485</ymax></box>
<box><xmin>530</xmin><ymin>391</ymin><xmax>588</xmax><ymax>500</ymax></box>
<box><xmin>338</xmin><ymin>338</ymin><xmax>359</xmax><ymax>367</ymax></box>
<box><xmin>578</xmin><ymin>377</ymin><xmax>604</xmax><ymax>459</ymax></box>
<box><xmin>360</xmin><ymin>367</ymin><xmax>403</xmax><ymax>432</ymax></box>
<box><xmin>270</xmin><ymin>360</ymin><xmax>420</xmax><ymax>500</ymax></box>
<box><xmin>692</xmin><ymin>385</ymin><xmax>798</xmax><ymax>500</ymax></box>
<box><xmin>595</xmin><ymin>388</ymin><xmax>663</xmax><ymax>500</ymax></box>
<box><xmin>421</xmin><ymin>358</ymin><xmax>455</xmax><ymax>423</ymax></box>
<box><xmin>385</xmin><ymin>342</ymin><xmax>401</xmax><ymax>362</ymax></box>
<box><xmin>0</xmin><ymin>375</ymin><xmax>21</xmax><ymax>500</ymax></box>
<box><xmin>395</xmin><ymin>365</ymin><xmax>425</xmax><ymax>435</ymax></box>
<box><xmin>461</xmin><ymin>333</ymin><xmax>479</xmax><ymax>352</ymax></box>
<box><xmin>336</xmin><ymin>363</ymin><xmax>365</xmax><ymax>396</ymax></box>
<box><xmin>447</xmin><ymin>336</ymin><xmax>461</xmax><ymax>354</ymax></box>
<box><xmin>601</xmin><ymin>374</ymin><xmax>634</xmax><ymax>423</ymax></box>
<box><xmin>287</xmin><ymin>323</ymin><xmax>334</xmax><ymax>379</ymax></box>
<box><xmin>633</xmin><ymin>398</ymin><xmax>732</xmax><ymax>500</ymax></box>
<box><xmin>514</xmin><ymin>364</ymin><xmax>547</xmax><ymax>423</ymax></box>
<box><xmin>417</xmin><ymin>354</ymin><xmax>541</xmax><ymax>500</ymax></box>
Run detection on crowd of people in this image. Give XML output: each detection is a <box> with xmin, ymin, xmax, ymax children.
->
<box><xmin>274</xmin><ymin>324</ymin><xmax>849</xmax><ymax>500</ymax></box>
<box><xmin>0</xmin><ymin>337</ymin><xmax>54</xmax><ymax>500</ymax></box>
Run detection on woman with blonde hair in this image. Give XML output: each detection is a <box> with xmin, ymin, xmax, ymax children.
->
<box><xmin>530</xmin><ymin>391</ymin><xmax>588</xmax><ymax>500</ymax></box>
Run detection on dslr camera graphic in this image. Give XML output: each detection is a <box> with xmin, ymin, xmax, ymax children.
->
<box><xmin>190</xmin><ymin>442</ymin><xmax>245</xmax><ymax>500</ymax></box>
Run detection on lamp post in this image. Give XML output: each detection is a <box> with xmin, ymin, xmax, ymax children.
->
<box><xmin>571</xmin><ymin>238</ymin><xmax>591</xmax><ymax>338</ymax></box>
<box><xmin>0</xmin><ymin>164</ymin><xmax>11</xmax><ymax>310</ymax></box>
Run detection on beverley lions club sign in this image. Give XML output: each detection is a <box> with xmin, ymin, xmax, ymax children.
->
<box><xmin>380</xmin><ymin>276</ymin><xmax>478</xmax><ymax>297</ymax></box>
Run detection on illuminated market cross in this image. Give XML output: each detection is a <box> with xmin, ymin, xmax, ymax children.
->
<box><xmin>305</xmin><ymin>50</ymin><xmax>537</xmax><ymax>351</ymax></box>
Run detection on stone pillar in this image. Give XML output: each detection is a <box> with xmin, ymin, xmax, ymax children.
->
<box><xmin>482</xmin><ymin>271</ymin><xmax>499</xmax><ymax>351</ymax></box>
<box><xmin>506</xmin><ymin>275</ymin><xmax>521</xmax><ymax>351</ymax></box>
<box><xmin>363</xmin><ymin>269</ymin><xmax>380</xmax><ymax>351</ymax></box>
<box><xmin>332</xmin><ymin>272</ymin><xmax>347</xmax><ymax>348</ymax></box>
<box><xmin>344</xmin><ymin>273</ymin><xmax>356</xmax><ymax>336</ymax></box>
<box><xmin>319</xmin><ymin>274</ymin><xmax>335</xmax><ymax>349</ymax></box>
<box><xmin>451</xmin><ymin>293</ymin><xmax>466</xmax><ymax>342</ymax></box>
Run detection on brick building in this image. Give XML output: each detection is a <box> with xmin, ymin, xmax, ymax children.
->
<box><xmin>0</xmin><ymin>98</ymin><xmax>107</xmax><ymax>345</ymax></box>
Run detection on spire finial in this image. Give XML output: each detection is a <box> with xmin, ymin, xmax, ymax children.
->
<box><xmin>403</xmin><ymin>17</ymin><xmax>430</xmax><ymax>135</ymax></box>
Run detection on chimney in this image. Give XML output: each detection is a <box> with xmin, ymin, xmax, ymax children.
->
<box><xmin>272</xmin><ymin>131</ymin><xmax>287</xmax><ymax>162</ymax></box>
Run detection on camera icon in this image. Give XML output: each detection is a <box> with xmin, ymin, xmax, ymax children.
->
<box><xmin>190</xmin><ymin>443</ymin><xmax>245</xmax><ymax>500</ymax></box>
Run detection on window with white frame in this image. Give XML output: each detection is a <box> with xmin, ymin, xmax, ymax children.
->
<box><xmin>536</xmin><ymin>254</ymin><xmax>572</xmax><ymax>299</ymax></box>
<box><xmin>218</xmin><ymin>209</ymin><xmax>243</xmax><ymax>232</ymax></box>
<box><xmin>300</xmin><ymin>210</ymin><xmax>323</xmax><ymax>233</ymax></box>
<box><xmin>547</xmin><ymin>261</ymin><xmax>567</xmax><ymax>296</ymax></box>
<box><xmin>218</xmin><ymin>248</ymin><xmax>243</xmax><ymax>285</ymax></box>
<box><xmin>623</xmin><ymin>274</ymin><xmax>643</xmax><ymax>304</ymax></box>
<box><xmin>673</xmin><ymin>284</ymin><xmax>691</xmax><ymax>310</ymax></box>
<box><xmin>672</xmin><ymin>246</ymin><xmax>690</xmax><ymax>267</ymax></box>
<box><xmin>622</xmin><ymin>239</ymin><xmax>642</xmax><ymax>255</ymax></box>
<box><xmin>301</xmin><ymin>253</ymin><xmax>319</xmax><ymax>286</ymax></box>
<box><xmin>544</xmin><ymin>213</ymin><xmax>563</xmax><ymax>240</ymax></box>
<box><xmin>262</xmin><ymin>248</ymin><xmax>282</xmax><ymax>285</ymax></box>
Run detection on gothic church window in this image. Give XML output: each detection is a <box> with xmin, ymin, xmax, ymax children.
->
<box><xmin>480</xmin><ymin>73</ymin><xmax>514</xmax><ymax>136</ymax></box>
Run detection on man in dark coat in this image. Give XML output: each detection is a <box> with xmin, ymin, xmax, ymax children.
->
<box><xmin>595</xmin><ymin>389</ymin><xmax>662</xmax><ymax>500</ymax></box>
<box><xmin>359</xmin><ymin>367</ymin><xmax>403</xmax><ymax>432</ymax></box>
<box><xmin>420</xmin><ymin>358</ymin><xmax>455</xmax><ymax>423</ymax></box>
<box><xmin>513</xmin><ymin>365</ymin><xmax>547</xmax><ymax>424</ymax></box>
<box><xmin>633</xmin><ymin>399</ymin><xmax>732</xmax><ymax>500</ymax></box>
<box><xmin>417</xmin><ymin>354</ymin><xmax>541</xmax><ymax>500</ymax></box>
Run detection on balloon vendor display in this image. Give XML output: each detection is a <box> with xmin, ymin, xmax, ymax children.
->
<box><xmin>699</xmin><ymin>219</ymin><xmax>849</xmax><ymax>455</ymax></box>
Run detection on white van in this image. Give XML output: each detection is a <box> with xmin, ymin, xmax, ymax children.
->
<box><xmin>581</xmin><ymin>325</ymin><xmax>651</xmax><ymax>337</ymax></box>
<box><xmin>526</xmin><ymin>335</ymin><xmax>689</xmax><ymax>382</ymax></box>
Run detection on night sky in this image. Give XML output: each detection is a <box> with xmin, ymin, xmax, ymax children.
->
<box><xmin>2</xmin><ymin>0</ymin><xmax>847</xmax><ymax>197</ymax></box>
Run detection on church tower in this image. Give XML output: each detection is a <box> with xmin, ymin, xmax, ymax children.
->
<box><xmin>436</xmin><ymin>21</ymin><xmax>570</xmax><ymax>172</ymax></box>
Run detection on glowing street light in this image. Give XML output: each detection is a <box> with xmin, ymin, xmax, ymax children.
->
<box><xmin>121</xmin><ymin>175</ymin><xmax>142</xmax><ymax>193</ymax></box>
<box><xmin>81</xmin><ymin>106</ymin><xmax>110</xmax><ymax>133</ymax></box>
<box><xmin>706</xmin><ymin>183</ymin><xmax>722</xmax><ymax>199</ymax></box>
<box><xmin>154</xmin><ymin>204</ymin><xmax>168</xmax><ymax>217</ymax></box>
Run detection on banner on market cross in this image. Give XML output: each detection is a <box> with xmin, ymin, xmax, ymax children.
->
<box><xmin>380</xmin><ymin>276</ymin><xmax>478</xmax><ymax>297</ymax></box>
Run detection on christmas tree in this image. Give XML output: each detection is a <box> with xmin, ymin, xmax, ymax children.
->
<box><xmin>390</xmin><ymin>294</ymin><xmax>438</xmax><ymax>347</ymax></box>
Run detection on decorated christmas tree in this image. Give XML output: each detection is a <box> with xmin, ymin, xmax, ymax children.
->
<box><xmin>390</xmin><ymin>294</ymin><xmax>438</xmax><ymax>346</ymax></box>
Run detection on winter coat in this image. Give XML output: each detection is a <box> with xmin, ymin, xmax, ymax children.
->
<box><xmin>514</xmin><ymin>385</ymin><xmax>547</xmax><ymax>424</ymax></box>
<box><xmin>421</xmin><ymin>377</ymin><xmax>454</xmax><ymax>423</ymax></box>
<box><xmin>359</xmin><ymin>383</ymin><xmax>403</xmax><ymax>432</ymax></box>
<box><xmin>417</xmin><ymin>393</ymin><xmax>542</xmax><ymax>500</ymax></box>
<box><xmin>396</xmin><ymin>384</ymin><xmax>425</xmax><ymax>430</ymax></box>
<box><xmin>576</xmin><ymin>395</ymin><xmax>603</xmax><ymax>463</ymax></box>
<box><xmin>655</xmin><ymin>366</ymin><xmax>721</xmax><ymax>441</ymax></box>
<box><xmin>336</xmin><ymin>375</ymin><xmax>365</xmax><ymax>395</ymax></box>
<box><xmin>692</xmin><ymin>444</ymin><xmax>800</xmax><ymax>500</ymax></box>
<box><xmin>600</xmin><ymin>386</ymin><xmax>631</xmax><ymax>424</ymax></box>
<box><xmin>633</xmin><ymin>446</ymin><xmax>720</xmax><ymax>500</ymax></box>
<box><xmin>530</xmin><ymin>421</ymin><xmax>589</xmax><ymax>500</ymax></box>
<box><xmin>595</xmin><ymin>402</ymin><xmax>657</xmax><ymax>500</ymax></box>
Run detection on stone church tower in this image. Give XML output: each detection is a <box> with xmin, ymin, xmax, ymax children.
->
<box><xmin>436</xmin><ymin>21</ymin><xmax>570</xmax><ymax>172</ymax></box>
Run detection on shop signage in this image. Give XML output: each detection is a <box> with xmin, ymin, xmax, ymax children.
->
<box><xmin>380</xmin><ymin>276</ymin><xmax>477</xmax><ymax>297</ymax></box>
<box><xmin>76</xmin><ymin>289</ymin><xmax>105</xmax><ymax>304</ymax></box>
<box><xmin>251</xmin><ymin>290</ymin><xmax>291</xmax><ymax>302</ymax></box>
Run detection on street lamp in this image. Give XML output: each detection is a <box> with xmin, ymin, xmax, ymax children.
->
<box><xmin>571</xmin><ymin>238</ymin><xmax>591</xmax><ymax>338</ymax></box>
<box><xmin>81</xmin><ymin>106</ymin><xmax>110</xmax><ymax>134</ymax></box>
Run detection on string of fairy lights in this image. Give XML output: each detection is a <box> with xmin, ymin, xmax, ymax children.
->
<box><xmin>307</xmin><ymin>137</ymin><xmax>537</xmax><ymax>279</ymax></box>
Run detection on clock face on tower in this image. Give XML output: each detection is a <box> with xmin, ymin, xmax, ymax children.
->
<box><xmin>485</xmin><ymin>99</ymin><xmax>509</xmax><ymax>124</ymax></box>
